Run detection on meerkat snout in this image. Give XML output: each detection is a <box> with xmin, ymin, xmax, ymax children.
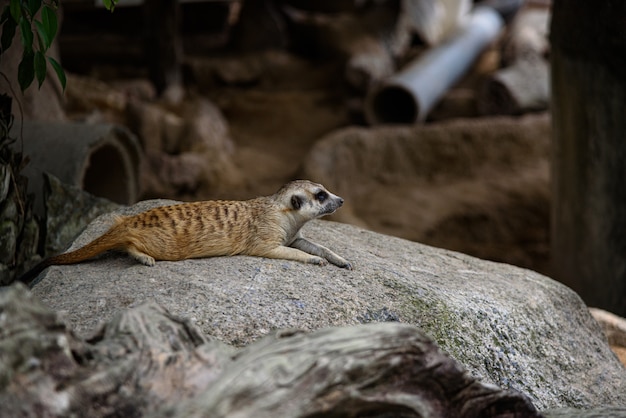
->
<box><xmin>322</xmin><ymin>194</ymin><xmax>343</xmax><ymax>215</ymax></box>
<box><xmin>316</xmin><ymin>189</ymin><xmax>344</xmax><ymax>208</ymax></box>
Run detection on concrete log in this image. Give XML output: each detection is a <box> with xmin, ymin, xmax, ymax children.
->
<box><xmin>365</xmin><ymin>6</ymin><xmax>504</xmax><ymax>124</ymax></box>
<box><xmin>11</xmin><ymin>122</ymin><xmax>142</xmax><ymax>217</ymax></box>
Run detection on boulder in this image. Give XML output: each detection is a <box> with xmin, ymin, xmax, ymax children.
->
<box><xmin>30</xmin><ymin>199</ymin><xmax>626</xmax><ymax>411</ymax></box>
<box><xmin>300</xmin><ymin>113</ymin><xmax>551</xmax><ymax>274</ymax></box>
<box><xmin>543</xmin><ymin>408</ymin><xmax>626</xmax><ymax>418</ymax></box>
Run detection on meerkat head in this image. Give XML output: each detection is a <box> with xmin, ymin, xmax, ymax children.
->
<box><xmin>277</xmin><ymin>180</ymin><xmax>344</xmax><ymax>220</ymax></box>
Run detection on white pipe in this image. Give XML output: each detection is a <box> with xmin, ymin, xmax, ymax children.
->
<box><xmin>365</xmin><ymin>6</ymin><xmax>504</xmax><ymax>124</ymax></box>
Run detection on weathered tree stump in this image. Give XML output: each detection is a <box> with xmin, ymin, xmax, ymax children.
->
<box><xmin>478</xmin><ymin>57</ymin><xmax>549</xmax><ymax>115</ymax></box>
<box><xmin>478</xmin><ymin>6</ymin><xmax>550</xmax><ymax>115</ymax></box>
<box><xmin>0</xmin><ymin>284</ymin><xmax>539</xmax><ymax>417</ymax></box>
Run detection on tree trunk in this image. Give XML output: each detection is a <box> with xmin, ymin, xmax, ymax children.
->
<box><xmin>143</xmin><ymin>0</ymin><xmax>183</xmax><ymax>95</ymax></box>
<box><xmin>550</xmin><ymin>2</ymin><xmax>626</xmax><ymax>315</ymax></box>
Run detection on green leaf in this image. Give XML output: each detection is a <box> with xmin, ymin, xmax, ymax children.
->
<box><xmin>34</xmin><ymin>50</ymin><xmax>46</xmax><ymax>88</ymax></box>
<box><xmin>34</xmin><ymin>19</ymin><xmax>50</xmax><ymax>50</ymax></box>
<box><xmin>27</xmin><ymin>0</ymin><xmax>42</xmax><ymax>18</ymax></box>
<box><xmin>47</xmin><ymin>56</ymin><xmax>66</xmax><ymax>91</ymax></box>
<box><xmin>41</xmin><ymin>5</ymin><xmax>57</xmax><ymax>44</ymax></box>
<box><xmin>19</xmin><ymin>17</ymin><xmax>33</xmax><ymax>53</ymax></box>
<box><xmin>18</xmin><ymin>50</ymin><xmax>35</xmax><ymax>91</ymax></box>
<box><xmin>103</xmin><ymin>0</ymin><xmax>117</xmax><ymax>12</ymax></box>
<box><xmin>0</xmin><ymin>9</ymin><xmax>17</xmax><ymax>52</ymax></box>
<box><xmin>9</xmin><ymin>0</ymin><xmax>21</xmax><ymax>23</ymax></box>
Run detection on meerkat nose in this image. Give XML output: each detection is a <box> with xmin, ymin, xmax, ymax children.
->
<box><xmin>338</xmin><ymin>197</ymin><xmax>344</xmax><ymax>205</ymax></box>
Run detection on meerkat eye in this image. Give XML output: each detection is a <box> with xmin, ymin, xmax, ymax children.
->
<box><xmin>315</xmin><ymin>191</ymin><xmax>328</xmax><ymax>202</ymax></box>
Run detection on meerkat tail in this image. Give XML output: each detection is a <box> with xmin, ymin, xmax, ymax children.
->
<box><xmin>16</xmin><ymin>258</ymin><xmax>54</xmax><ymax>288</ymax></box>
<box><xmin>17</xmin><ymin>219</ymin><xmax>126</xmax><ymax>287</ymax></box>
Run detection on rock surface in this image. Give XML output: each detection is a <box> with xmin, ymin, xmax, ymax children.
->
<box><xmin>543</xmin><ymin>408</ymin><xmax>626</xmax><ymax>418</ymax></box>
<box><xmin>44</xmin><ymin>173</ymin><xmax>121</xmax><ymax>257</ymax></box>
<box><xmin>31</xmin><ymin>200</ymin><xmax>626</xmax><ymax>411</ymax></box>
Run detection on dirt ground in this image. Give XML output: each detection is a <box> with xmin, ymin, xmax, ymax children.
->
<box><xmin>190</xmin><ymin>52</ymin><xmax>353</xmax><ymax>199</ymax></box>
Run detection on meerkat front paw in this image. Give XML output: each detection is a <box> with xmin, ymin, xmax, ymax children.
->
<box><xmin>326</xmin><ymin>255</ymin><xmax>353</xmax><ymax>270</ymax></box>
<box><xmin>130</xmin><ymin>251</ymin><xmax>156</xmax><ymax>267</ymax></box>
<box><xmin>339</xmin><ymin>260</ymin><xmax>353</xmax><ymax>270</ymax></box>
<box><xmin>138</xmin><ymin>255</ymin><xmax>156</xmax><ymax>266</ymax></box>
<box><xmin>309</xmin><ymin>256</ymin><xmax>328</xmax><ymax>266</ymax></box>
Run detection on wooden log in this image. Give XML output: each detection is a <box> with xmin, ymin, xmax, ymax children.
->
<box><xmin>589</xmin><ymin>308</ymin><xmax>626</xmax><ymax>366</ymax></box>
<box><xmin>501</xmin><ymin>7</ymin><xmax>550</xmax><ymax>65</ymax></box>
<box><xmin>0</xmin><ymin>284</ymin><xmax>231</xmax><ymax>417</ymax></box>
<box><xmin>478</xmin><ymin>57</ymin><xmax>549</xmax><ymax>115</ymax></box>
<box><xmin>477</xmin><ymin>7</ymin><xmax>550</xmax><ymax>115</ymax></box>
<box><xmin>344</xmin><ymin>35</ymin><xmax>395</xmax><ymax>91</ymax></box>
<box><xmin>0</xmin><ymin>284</ymin><xmax>540</xmax><ymax>418</ymax></box>
<box><xmin>165</xmin><ymin>323</ymin><xmax>540</xmax><ymax>418</ymax></box>
<box><xmin>403</xmin><ymin>0</ymin><xmax>471</xmax><ymax>46</ymax></box>
<box><xmin>282</xmin><ymin>1</ymin><xmax>410</xmax><ymax>91</ymax></box>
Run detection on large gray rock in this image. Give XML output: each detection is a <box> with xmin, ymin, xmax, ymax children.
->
<box><xmin>31</xmin><ymin>200</ymin><xmax>626</xmax><ymax>411</ymax></box>
<box><xmin>543</xmin><ymin>408</ymin><xmax>626</xmax><ymax>418</ymax></box>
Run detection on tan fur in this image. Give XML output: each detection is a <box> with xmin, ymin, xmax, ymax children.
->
<box><xmin>19</xmin><ymin>180</ymin><xmax>352</xmax><ymax>286</ymax></box>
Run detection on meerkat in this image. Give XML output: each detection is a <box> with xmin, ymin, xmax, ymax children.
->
<box><xmin>18</xmin><ymin>180</ymin><xmax>352</xmax><ymax>287</ymax></box>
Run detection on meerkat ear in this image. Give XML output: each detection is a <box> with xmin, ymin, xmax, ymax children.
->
<box><xmin>291</xmin><ymin>195</ymin><xmax>302</xmax><ymax>210</ymax></box>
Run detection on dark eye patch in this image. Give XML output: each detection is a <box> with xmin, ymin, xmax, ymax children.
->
<box><xmin>291</xmin><ymin>195</ymin><xmax>303</xmax><ymax>209</ymax></box>
<box><xmin>315</xmin><ymin>191</ymin><xmax>328</xmax><ymax>202</ymax></box>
